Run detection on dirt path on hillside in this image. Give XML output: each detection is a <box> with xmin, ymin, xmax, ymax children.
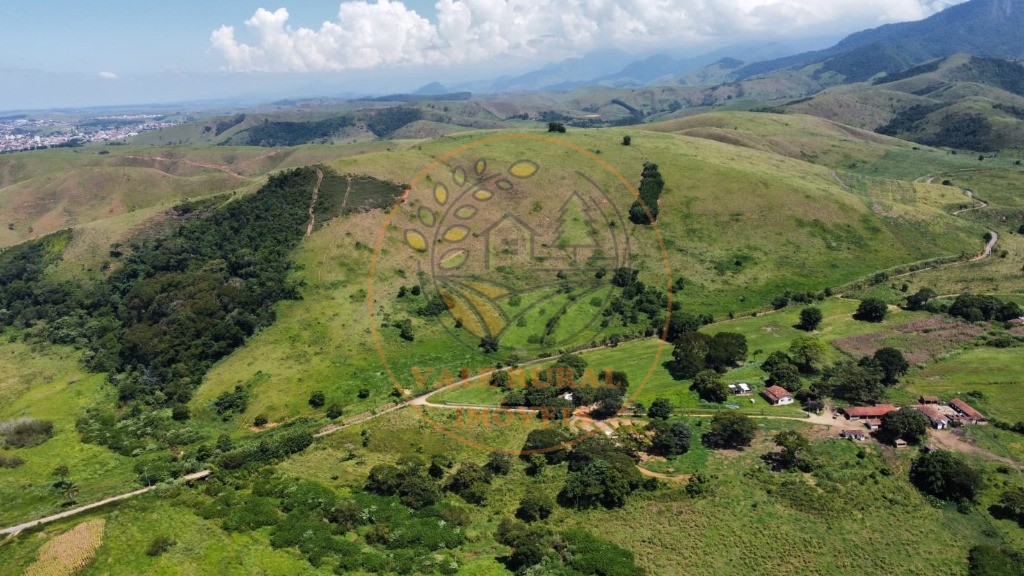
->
<box><xmin>928</xmin><ymin>429</ymin><xmax>1023</xmax><ymax>470</ymax></box>
<box><xmin>0</xmin><ymin>470</ymin><xmax>211</xmax><ymax>537</ymax></box>
<box><xmin>123</xmin><ymin>155</ymin><xmax>249</xmax><ymax>179</ymax></box>
<box><xmin>305</xmin><ymin>168</ymin><xmax>324</xmax><ymax>237</ymax></box>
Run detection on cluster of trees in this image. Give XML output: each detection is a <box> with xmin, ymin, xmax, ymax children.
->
<box><xmin>810</xmin><ymin>347</ymin><xmax>909</xmax><ymax>404</ymax></box>
<box><xmin>500</xmin><ymin>353</ymin><xmax>628</xmax><ymax>420</ymax></box>
<box><xmin>909</xmin><ymin>449</ymin><xmax>981</xmax><ymax>504</ymax></box>
<box><xmin>365</xmin><ymin>107</ymin><xmax>424</xmax><ymax>138</ymax></box>
<box><xmin>2</xmin><ymin>168</ymin><xmax>404</xmax><ymax>449</ymax></box>
<box><xmin>496</xmin><ymin>521</ymin><xmax>643</xmax><ymax>575</ymax></box>
<box><xmin>519</xmin><ymin>428</ymin><xmax>656</xmax><ymax>510</ymax></box>
<box><xmin>628</xmin><ymin>163</ymin><xmax>665</xmax><ymax>225</ymax></box>
<box><xmin>242</xmin><ymin>116</ymin><xmax>354</xmax><ymax>146</ymax></box>
<box><xmin>196</xmin><ymin>472</ymin><xmax>470</xmax><ymax>574</ymax></box>
<box><xmin>603</xmin><ymin>267</ymin><xmax>682</xmax><ymax>338</ymax></box>
<box><xmin>212</xmin><ymin>113</ymin><xmax>246</xmax><ymax>136</ymax></box>
<box><xmin>948</xmin><ymin>294</ymin><xmax>1022</xmax><ymax>323</ymax></box>
<box><xmin>668</xmin><ymin>330</ymin><xmax>748</xmax><ymax>381</ymax></box>
<box><xmin>878</xmin><ymin>409</ymin><xmax>930</xmax><ymax>445</ymax></box>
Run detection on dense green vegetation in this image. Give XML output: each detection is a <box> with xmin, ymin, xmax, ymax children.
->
<box><xmin>241</xmin><ymin>117</ymin><xmax>354</xmax><ymax>147</ymax></box>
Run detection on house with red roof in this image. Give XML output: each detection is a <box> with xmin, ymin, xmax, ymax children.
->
<box><xmin>949</xmin><ymin>398</ymin><xmax>987</xmax><ymax>424</ymax></box>
<box><xmin>761</xmin><ymin>385</ymin><xmax>794</xmax><ymax>406</ymax></box>
<box><xmin>840</xmin><ymin>404</ymin><xmax>898</xmax><ymax>420</ymax></box>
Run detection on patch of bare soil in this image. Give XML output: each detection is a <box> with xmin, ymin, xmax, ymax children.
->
<box><xmin>833</xmin><ymin>316</ymin><xmax>984</xmax><ymax>364</ymax></box>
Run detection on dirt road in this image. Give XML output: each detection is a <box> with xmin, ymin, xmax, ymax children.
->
<box><xmin>0</xmin><ymin>470</ymin><xmax>211</xmax><ymax>536</ymax></box>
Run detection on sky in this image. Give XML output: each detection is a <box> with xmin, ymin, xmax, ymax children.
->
<box><xmin>0</xmin><ymin>0</ymin><xmax>966</xmax><ymax>110</ymax></box>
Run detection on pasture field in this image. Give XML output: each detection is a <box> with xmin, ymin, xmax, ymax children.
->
<box><xmin>0</xmin><ymin>335</ymin><xmax>136</xmax><ymax>527</ymax></box>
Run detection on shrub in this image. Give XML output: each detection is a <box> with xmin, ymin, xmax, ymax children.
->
<box><xmin>516</xmin><ymin>493</ymin><xmax>554</xmax><ymax>522</ymax></box>
<box><xmin>647</xmin><ymin>397</ymin><xmax>673</xmax><ymax>419</ymax></box>
<box><xmin>798</xmin><ymin>307</ymin><xmax>823</xmax><ymax>331</ymax></box>
<box><xmin>253</xmin><ymin>414</ymin><xmax>268</xmax><ymax>428</ymax></box>
<box><xmin>0</xmin><ymin>418</ymin><xmax>54</xmax><ymax>448</ymax></box>
<box><xmin>0</xmin><ymin>453</ymin><xmax>25</xmax><ymax>468</ymax></box>
<box><xmin>146</xmin><ymin>535</ymin><xmax>175</xmax><ymax>556</ymax></box>
<box><xmin>308</xmin><ymin>390</ymin><xmax>325</xmax><ymax>408</ymax></box>
<box><xmin>171</xmin><ymin>405</ymin><xmax>190</xmax><ymax>422</ymax></box>
<box><xmin>326</xmin><ymin>404</ymin><xmax>343</xmax><ymax>420</ymax></box>
<box><xmin>358</xmin><ymin>387</ymin><xmax>371</xmax><ymax>399</ymax></box>
<box><xmin>222</xmin><ymin>496</ymin><xmax>280</xmax><ymax>531</ymax></box>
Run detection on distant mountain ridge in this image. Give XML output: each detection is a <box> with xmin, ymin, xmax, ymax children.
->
<box><xmin>734</xmin><ymin>0</ymin><xmax>1024</xmax><ymax>81</ymax></box>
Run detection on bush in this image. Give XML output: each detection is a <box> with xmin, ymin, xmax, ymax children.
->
<box><xmin>0</xmin><ymin>453</ymin><xmax>25</xmax><ymax>468</ymax></box>
<box><xmin>222</xmin><ymin>496</ymin><xmax>280</xmax><ymax>532</ymax></box>
<box><xmin>547</xmin><ymin>122</ymin><xmax>566</xmax><ymax>133</ymax></box>
<box><xmin>308</xmin><ymin>390</ymin><xmax>325</xmax><ymax>408</ymax></box>
<box><xmin>326</xmin><ymin>404</ymin><xmax>343</xmax><ymax>420</ymax></box>
<box><xmin>171</xmin><ymin>404</ymin><xmax>190</xmax><ymax>422</ymax></box>
<box><xmin>516</xmin><ymin>493</ymin><xmax>554</xmax><ymax>522</ymax></box>
<box><xmin>146</xmin><ymin>535</ymin><xmax>175</xmax><ymax>556</ymax></box>
<box><xmin>0</xmin><ymin>418</ymin><xmax>54</xmax><ymax>448</ymax></box>
<box><xmin>968</xmin><ymin>544</ymin><xmax>1024</xmax><ymax>575</ymax></box>
<box><xmin>647</xmin><ymin>397</ymin><xmax>673</xmax><ymax>419</ymax></box>
<box><xmin>253</xmin><ymin>414</ymin><xmax>268</xmax><ymax>428</ymax></box>
<box><xmin>358</xmin><ymin>387</ymin><xmax>371</xmax><ymax>399</ymax></box>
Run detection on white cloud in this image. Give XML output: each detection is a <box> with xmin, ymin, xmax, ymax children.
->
<box><xmin>211</xmin><ymin>0</ymin><xmax>966</xmax><ymax>73</ymax></box>
<box><xmin>98</xmin><ymin>71</ymin><xmax>118</xmax><ymax>80</ymax></box>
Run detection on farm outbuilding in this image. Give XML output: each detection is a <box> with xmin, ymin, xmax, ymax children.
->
<box><xmin>761</xmin><ymin>385</ymin><xmax>794</xmax><ymax>406</ymax></box>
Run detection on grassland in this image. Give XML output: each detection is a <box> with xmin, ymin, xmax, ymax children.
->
<box><xmin>0</xmin><ymin>334</ymin><xmax>136</xmax><ymax>527</ymax></box>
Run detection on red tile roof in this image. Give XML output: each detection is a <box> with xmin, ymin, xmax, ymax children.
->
<box><xmin>841</xmin><ymin>404</ymin><xmax>898</xmax><ymax>418</ymax></box>
<box><xmin>919</xmin><ymin>395</ymin><xmax>940</xmax><ymax>404</ymax></box>
<box><xmin>913</xmin><ymin>405</ymin><xmax>949</xmax><ymax>423</ymax></box>
<box><xmin>761</xmin><ymin>385</ymin><xmax>793</xmax><ymax>403</ymax></box>
<box><xmin>950</xmin><ymin>398</ymin><xmax>987</xmax><ymax>421</ymax></box>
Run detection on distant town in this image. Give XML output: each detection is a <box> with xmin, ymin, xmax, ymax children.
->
<box><xmin>0</xmin><ymin>114</ymin><xmax>180</xmax><ymax>153</ymax></box>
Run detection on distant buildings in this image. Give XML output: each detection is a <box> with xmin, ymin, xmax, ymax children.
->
<box><xmin>839</xmin><ymin>404</ymin><xmax>898</xmax><ymax>420</ymax></box>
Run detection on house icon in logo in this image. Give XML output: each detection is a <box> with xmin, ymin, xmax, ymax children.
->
<box><xmin>482</xmin><ymin>213</ymin><xmax>537</xmax><ymax>271</ymax></box>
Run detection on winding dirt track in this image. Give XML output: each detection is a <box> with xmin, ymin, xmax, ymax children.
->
<box><xmin>305</xmin><ymin>168</ymin><xmax>324</xmax><ymax>237</ymax></box>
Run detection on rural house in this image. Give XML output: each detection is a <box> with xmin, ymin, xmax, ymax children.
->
<box><xmin>911</xmin><ymin>405</ymin><xmax>950</xmax><ymax>429</ymax></box>
<box><xmin>761</xmin><ymin>385</ymin><xmax>794</xmax><ymax>406</ymax></box>
<box><xmin>839</xmin><ymin>430</ymin><xmax>867</xmax><ymax>441</ymax></box>
<box><xmin>840</xmin><ymin>404</ymin><xmax>898</xmax><ymax>420</ymax></box>
<box><xmin>919</xmin><ymin>395</ymin><xmax>940</xmax><ymax>405</ymax></box>
<box><xmin>949</xmin><ymin>398</ymin><xmax>988</xmax><ymax>424</ymax></box>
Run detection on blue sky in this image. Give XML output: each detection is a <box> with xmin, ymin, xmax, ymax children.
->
<box><xmin>0</xmin><ymin>1</ymin><xmax>964</xmax><ymax>110</ymax></box>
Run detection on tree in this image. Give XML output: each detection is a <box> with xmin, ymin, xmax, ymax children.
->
<box><xmin>171</xmin><ymin>404</ymin><xmax>190</xmax><ymax>422</ymax></box>
<box><xmin>692</xmin><ymin>369</ymin><xmax>729</xmax><ymax>403</ymax></box>
<box><xmin>813</xmin><ymin>361</ymin><xmax>887</xmax><ymax>404</ymax></box>
<box><xmin>873</xmin><ymin>347</ymin><xmax>910</xmax><ymax>384</ymax></box>
<box><xmin>703</xmin><ymin>411</ymin><xmax>757</xmax><ymax>449</ymax></box>
<box><xmin>773</xmin><ymin>430</ymin><xmax>812</xmax><ymax>470</ymax></box>
<box><xmin>909</xmin><ymin>450</ymin><xmax>981</xmax><ymax>502</ymax></box>
<box><xmin>995</xmin><ymin>487</ymin><xmax>1024</xmax><ymax>525</ymax></box>
<box><xmin>479</xmin><ymin>336</ymin><xmax>499</xmax><ymax>353</ymax></box>
<box><xmin>761</xmin><ymin>351</ymin><xmax>794</xmax><ymax>374</ymax></box>
<box><xmin>486</xmin><ymin>452</ymin><xmax>513</xmax><ymax>476</ymax></box>
<box><xmin>308</xmin><ymin>390</ymin><xmax>325</xmax><ymax>408</ymax></box>
<box><xmin>547</xmin><ymin>122</ymin><xmax>566</xmax><ymax>133</ymax></box>
<box><xmin>905</xmin><ymin>288</ymin><xmax>936</xmax><ymax>311</ymax></box>
<box><xmin>670</xmin><ymin>331</ymin><xmax>711</xmax><ymax>378</ymax></box>
<box><xmin>521</xmin><ymin>428</ymin><xmax>573</xmax><ymax>464</ymax></box>
<box><xmin>647</xmin><ymin>397</ymin><xmax>673</xmax><ymax>420</ymax></box>
<box><xmin>789</xmin><ymin>336</ymin><xmax>827</xmax><ymax>372</ymax></box>
<box><xmin>622</xmin><ymin>135</ymin><xmax>631</xmax><ymax>146</ymax></box>
<box><xmin>491</xmin><ymin>370</ymin><xmax>511</xmax><ymax>390</ymax></box>
<box><xmin>705</xmin><ymin>332</ymin><xmax>748</xmax><ymax>372</ymax></box>
<box><xmin>685</xmin><ymin>471</ymin><xmax>712</xmax><ymax>498</ymax></box>
<box><xmin>798</xmin><ymin>307</ymin><xmax>823</xmax><ymax>331</ymax></box>
<box><xmin>649</xmin><ymin>421</ymin><xmax>691</xmax><ymax>456</ymax></box>
<box><xmin>253</xmin><ymin>414</ymin><xmax>268</xmax><ymax>427</ymax></box>
<box><xmin>855</xmin><ymin>298</ymin><xmax>888</xmax><ymax>322</ymax></box>
<box><xmin>664</xmin><ymin>312</ymin><xmax>703</xmax><ymax>342</ymax></box>
<box><xmin>879</xmin><ymin>409</ymin><xmax>930</xmax><ymax>445</ymax></box>
<box><xmin>516</xmin><ymin>492</ymin><xmax>555</xmax><ymax>522</ymax></box>
<box><xmin>326</xmin><ymin>403</ymin><xmax>343</xmax><ymax>420</ymax></box>
<box><xmin>767</xmin><ymin>363</ymin><xmax>801</xmax><ymax>389</ymax></box>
